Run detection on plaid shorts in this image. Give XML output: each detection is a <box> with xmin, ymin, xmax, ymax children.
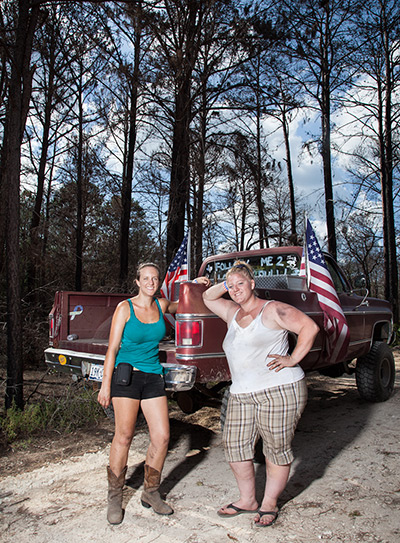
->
<box><xmin>223</xmin><ymin>379</ymin><xmax>307</xmax><ymax>465</ymax></box>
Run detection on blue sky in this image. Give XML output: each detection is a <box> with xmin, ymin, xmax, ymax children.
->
<box><xmin>262</xmin><ymin>109</ymin><xmax>358</xmax><ymax>247</ymax></box>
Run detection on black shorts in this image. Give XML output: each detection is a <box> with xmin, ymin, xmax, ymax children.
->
<box><xmin>110</xmin><ymin>368</ymin><xmax>166</xmax><ymax>400</ymax></box>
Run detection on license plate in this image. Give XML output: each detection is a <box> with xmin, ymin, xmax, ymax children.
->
<box><xmin>88</xmin><ymin>363</ymin><xmax>104</xmax><ymax>382</ymax></box>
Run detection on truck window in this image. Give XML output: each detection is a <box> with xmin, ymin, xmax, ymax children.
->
<box><xmin>204</xmin><ymin>253</ymin><xmax>301</xmax><ymax>283</ymax></box>
<box><xmin>324</xmin><ymin>256</ymin><xmax>349</xmax><ymax>293</ymax></box>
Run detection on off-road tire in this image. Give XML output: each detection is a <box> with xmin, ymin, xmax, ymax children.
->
<box><xmin>356</xmin><ymin>341</ymin><xmax>395</xmax><ymax>402</ymax></box>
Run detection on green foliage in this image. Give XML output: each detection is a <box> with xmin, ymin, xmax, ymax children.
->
<box><xmin>0</xmin><ymin>383</ymin><xmax>105</xmax><ymax>444</ymax></box>
<box><xmin>1</xmin><ymin>402</ymin><xmax>46</xmax><ymax>442</ymax></box>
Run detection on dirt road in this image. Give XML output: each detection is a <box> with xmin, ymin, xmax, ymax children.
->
<box><xmin>1</xmin><ymin>355</ymin><xmax>399</xmax><ymax>543</ymax></box>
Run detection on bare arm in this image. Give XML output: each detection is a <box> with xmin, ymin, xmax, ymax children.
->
<box><xmin>265</xmin><ymin>302</ymin><xmax>319</xmax><ymax>372</ymax></box>
<box><xmin>202</xmin><ymin>281</ymin><xmax>238</xmax><ymax>323</ymax></box>
<box><xmin>97</xmin><ymin>301</ymin><xmax>129</xmax><ymax>407</ymax></box>
<box><xmin>158</xmin><ymin>297</ymin><xmax>178</xmax><ymax>315</ymax></box>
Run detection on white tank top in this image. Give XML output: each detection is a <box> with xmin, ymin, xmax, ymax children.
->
<box><xmin>222</xmin><ymin>302</ymin><xmax>305</xmax><ymax>394</ymax></box>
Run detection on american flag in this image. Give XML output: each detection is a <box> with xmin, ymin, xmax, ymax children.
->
<box><xmin>160</xmin><ymin>233</ymin><xmax>189</xmax><ymax>300</ymax></box>
<box><xmin>300</xmin><ymin>219</ymin><xmax>350</xmax><ymax>364</ymax></box>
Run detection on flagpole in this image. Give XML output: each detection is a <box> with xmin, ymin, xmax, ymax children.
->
<box><xmin>304</xmin><ymin>215</ymin><xmax>310</xmax><ymax>288</ymax></box>
<box><xmin>187</xmin><ymin>227</ymin><xmax>191</xmax><ymax>280</ymax></box>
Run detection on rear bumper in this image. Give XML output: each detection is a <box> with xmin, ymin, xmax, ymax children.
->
<box><xmin>44</xmin><ymin>347</ymin><xmax>197</xmax><ymax>391</ymax></box>
<box><xmin>44</xmin><ymin>347</ymin><xmax>104</xmax><ymax>376</ymax></box>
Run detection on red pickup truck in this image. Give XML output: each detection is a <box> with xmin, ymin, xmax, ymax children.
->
<box><xmin>44</xmin><ymin>246</ymin><xmax>395</xmax><ymax>410</ymax></box>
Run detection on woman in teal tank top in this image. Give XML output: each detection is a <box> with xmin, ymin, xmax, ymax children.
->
<box><xmin>114</xmin><ymin>297</ymin><xmax>166</xmax><ymax>373</ymax></box>
<box><xmin>98</xmin><ymin>262</ymin><xmax>210</xmax><ymax>524</ymax></box>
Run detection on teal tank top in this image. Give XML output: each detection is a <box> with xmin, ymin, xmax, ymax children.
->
<box><xmin>115</xmin><ymin>298</ymin><xmax>166</xmax><ymax>374</ymax></box>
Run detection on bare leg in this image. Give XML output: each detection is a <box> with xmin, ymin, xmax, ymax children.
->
<box><xmin>218</xmin><ymin>460</ymin><xmax>258</xmax><ymax>515</ymax></box>
<box><xmin>109</xmin><ymin>397</ymin><xmax>140</xmax><ymax>475</ymax></box>
<box><xmin>254</xmin><ymin>458</ymin><xmax>290</xmax><ymax>526</ymax></box>
<box><xmin>140</xmin><ymin>396</ymin><xmax>170</xmax><ymax>471</ymax></box>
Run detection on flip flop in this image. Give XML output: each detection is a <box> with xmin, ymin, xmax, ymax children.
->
<box><xmin>217</xmin><ymin>503</ymin><xmax>259</xmax><ymax>517</ymax></box>
<box><xmin>254</xmin><ymin>510</ymin><xmax>279</xmax><ymax>527</ymax></box>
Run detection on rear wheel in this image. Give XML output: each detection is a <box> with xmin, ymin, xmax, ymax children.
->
<box><xmin>175</xmin><ymin>390</ymin><xmax>201</xmax><ymax>414</ymax></box>
<box><xmin>356</xmin><ymin>342</ymin><xmax>395</xmax><ymax>402</ymax></box>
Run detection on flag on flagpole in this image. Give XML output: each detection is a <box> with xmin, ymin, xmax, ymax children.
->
<box><xmin>300</xmin><ymin>219</ymin><xmax>350</xmax><ymax>364</ymax></box>
<box><xmin>160</xmin><ymin>233</ymin><xmax>189</xmax><ymax>301</ymax></box>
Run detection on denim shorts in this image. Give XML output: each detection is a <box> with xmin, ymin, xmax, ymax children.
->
<box><xmin>110</xmin><ymin>367</ymin><xmax>166</xmax><ymax>400</ymax></box>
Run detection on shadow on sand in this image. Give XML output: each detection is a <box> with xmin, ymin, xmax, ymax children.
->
<box><xmin>255</xmin><ymin>373</ymin><xmax>395</xmax><ymax>506</ymax></box>
<box><xmin>124</xmin><ymin>418</ymin><xmax>216</xmax><ymax>502</ymax></box>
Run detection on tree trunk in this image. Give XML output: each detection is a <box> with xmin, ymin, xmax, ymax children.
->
<box><xmin>3</xmin><ymin>0</ymin><xmax>40</xmax><ymax>409</ymax></box>
<box><xmin>282</xmin><ymin>107</ymin><xmax>297</xmax><ymax>244</ymax></box>
<box><xmin>193</xmin><ymin>85</ymin><xmax>207</xmax><ymax>274</ymax></box>
<box><xmin>27</xmin><ymin>61</ymin><xmax>55</xmax><ymax>299</ymax></box>
<box><xmin>321</xmin><ymin>6</ymin><xmax>336</xmax><ymax>258</ymax></box>
<box><xmin>164</xmin><ymin>1</ymin><xmax>201</xmax><ymax>264</ymax></box>
<box><xmin>254</xmin><ymin>62</ymin><xmax>268</xmax><ymax>249</ymax></box>
<box><xmin>119</xmin><ymin>12</ymin><xmax>141</xmax><ymax>289</ymax></box>
<box><xmin>41</xmin><ymin>150</ymin><xmax>56</xmax><ymax>284</ymax></box>
<box><xmin>166</xmin><ymin>75</ymin><xmax>191</xmax><ymax>263</ymax></box>
<box><xmin>382</xmin><ymin>17</ymin><xmax>398</xmax><ymax>322</ymax></box>
<box><xmin>75</xmin><ymin>70</ymin><xmax>84</xmax><ymax>291</ymax></box>
<box><xmin>321</xmin><ymin>99</ymin><xmax>336</xmax><ymax>258</ymax></box>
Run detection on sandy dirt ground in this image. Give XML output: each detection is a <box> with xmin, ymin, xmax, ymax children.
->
<box><xmin>0</xmin><ymin>351</ymin><xmax>399</xmax><ymax>543</ymax></box>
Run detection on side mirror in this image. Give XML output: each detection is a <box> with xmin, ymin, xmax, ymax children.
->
<box><xmin>354</xmin><ymin>275</ymin><xmax>366</xmax><ymax>289</ymax></box>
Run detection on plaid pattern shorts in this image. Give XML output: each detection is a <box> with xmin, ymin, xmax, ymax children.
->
<box><xmin>223</xmin><ymin>378</ymin><xmax>307</xmax><ymax>465</ymax></box>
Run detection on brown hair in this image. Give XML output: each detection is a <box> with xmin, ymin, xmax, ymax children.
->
<box><xmin>225</xmin><ymin>260</ymin><xmax>255</xmax><ymax>282</ymax></box>
<box><xmin>136</xmin><ymin>262</ymin><xmax>161</xmax><ymax>281</ymax></box>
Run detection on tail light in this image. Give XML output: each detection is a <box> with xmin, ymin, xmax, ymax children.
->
<box><xmin>176</xmin><ymin>320</ymin><xmax>203</xmax><ymax>347</ymax></box>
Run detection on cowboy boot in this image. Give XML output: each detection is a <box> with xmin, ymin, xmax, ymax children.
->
<box><xmin>107</xmin><ymin>465</ymin><xmax>127</xmax><ymax>524</ymax></box>
<box><xmin>141</xmin><ymin>464</ymin><xmax>173</xmax><ymax>515</ymax></box>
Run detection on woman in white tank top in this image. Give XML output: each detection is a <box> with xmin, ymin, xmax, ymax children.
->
<box><xmin>203</xmin><ymin>261</ymin><xmax>319</xmax><ymax>527</ymax></box>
